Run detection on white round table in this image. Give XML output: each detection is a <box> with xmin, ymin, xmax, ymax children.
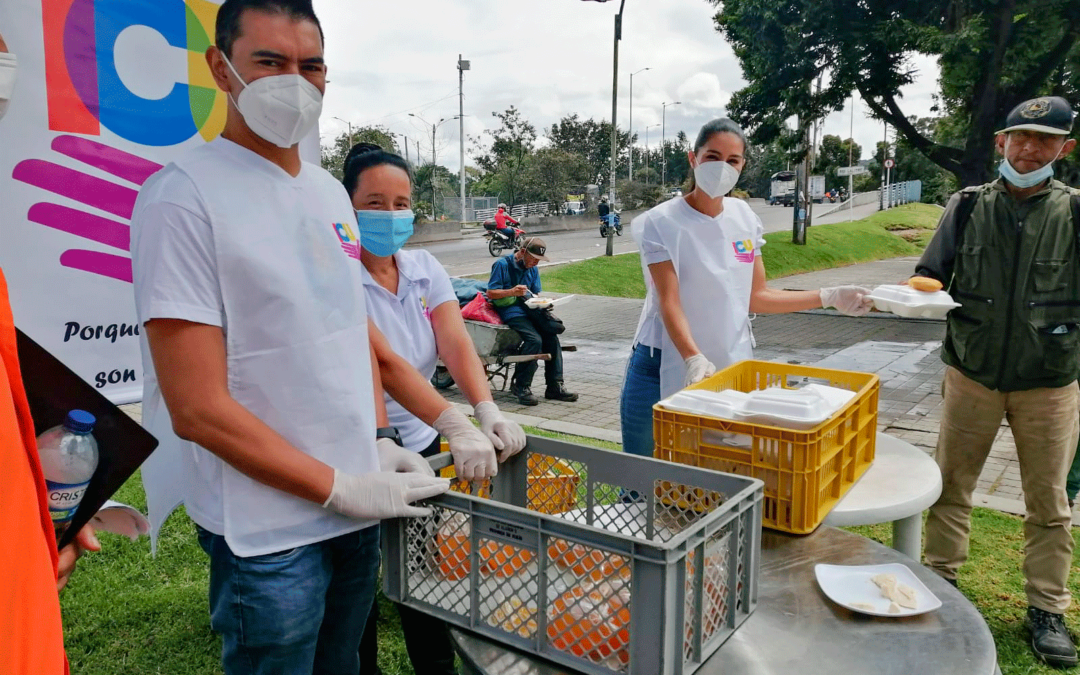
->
<box><xmin>823</xmin><ymin>432</ymin><xmax>942</xmax><ymax>560</ymax></box>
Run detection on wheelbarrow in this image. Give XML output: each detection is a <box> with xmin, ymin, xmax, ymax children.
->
<box><xmin>431</xmin><ymin>319</ymin><xmax>576</xmax><ymax>391</ymax></box>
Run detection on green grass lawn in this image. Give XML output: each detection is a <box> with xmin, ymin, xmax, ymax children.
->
<box><xmin>540</xmin><ymin>203</ymin><xmax>941</xmax><ymax>299</ymax></box>
<box><xmin>59</xmin><ymin>426</ymin><xmax>1074</xmax><ymax>675</ymax></box>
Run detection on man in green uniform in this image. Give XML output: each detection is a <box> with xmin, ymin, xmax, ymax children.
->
<box><xmin>916</xmin><ymin>96</ymin><xmax>1079</xmax><ymax>668</ymax></box>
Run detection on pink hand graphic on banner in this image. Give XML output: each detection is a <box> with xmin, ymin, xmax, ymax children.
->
<box><xmin>12</xmin><ymin>135</ymin><xmax>163</xmax><ymax>284</ymax></box>
<box><xmin>341</xmin><ymin>242</ymin><xmax>360</xmax><ymax>260</ymax></box>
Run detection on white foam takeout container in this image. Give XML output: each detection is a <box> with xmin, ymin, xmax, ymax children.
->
<box><xmin>738</xmin><ymin>387</ymin><xmax>837</xmax><ymax>431</ymax></box>
<box><xmin>524</xmin><ymin>295</ymin><xmax>575</xmax><ymax>309</ymax></box>
<box><xmin>658</xmin><ymin>385</ymin><xmax>856</xmax><ymax>431</ymax></box>
<box><xmin>867</xmin><ymin>284</ymin><xmax>960</xmax><ymax>320</ymax></box>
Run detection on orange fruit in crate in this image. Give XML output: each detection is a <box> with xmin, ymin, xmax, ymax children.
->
<box><xmin>436</xmin><ymin>530</ymin><xmax>471</xmax><ymax>581</ymax></box>
<box><xmin>547</xmin><ymin>585</ymin><xmax>631</xmax><ymax>664</ymax></box>
<box><xmin>436</xmin><ymin>532</ymin><xmax>533</xmax><ymax>581</ymax></box>
<box><xmin>548</xmin><ymin>540</ymin><xmax>630</xmax><ymax>582</ymax></box>
<box><xmin>480</xmin><ymin>541</ymin><xmax>534</xmax><ymax>578</ymax></box>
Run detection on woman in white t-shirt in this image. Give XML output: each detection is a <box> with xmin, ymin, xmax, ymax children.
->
<box><xmin>344</xmin><ymin>142</ymin><xmax>526</xmax><ymax>675</ymax></box>
<box><xmin>620</xmin><ymin>119</ymin><xmax>874</xmax><ymax>458</ymax></box>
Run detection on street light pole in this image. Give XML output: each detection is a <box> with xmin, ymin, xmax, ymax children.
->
<box><xmin>605</xmin><ymin>0</ymin><xmax>627</xmax><ymax>258</ymax></box>
<box><xmin>661</xmin><ymin>101</ymin><xmax>681</xmax><ymax>190</ymax></box>
<box><xmin>608</xmin><ymin>0</ymin><xmax>626</xmax><ymax>205</ymax></box>
<box><xmin>458</xmin><ymin>55</ymin><xmax>470</xmax><ymax>225</ymax></box>
<box><xmin>628</xmin><ymin>66</ymin><xmax>650</xmax><ymax>182</ymax></box>
<box><xmin>332</xmin><ymin>116</ymin><xmax>354</xmax><ymax>148</ymax></box>
<box><xmin>644</xmin><ymin>123</ymin><xmax>658</xmax><ymax>185</ymax></box>
<box><xmin>409</xmin><ymin>113</ymin><xmax>448</xmax><ymax>219</ymax></box>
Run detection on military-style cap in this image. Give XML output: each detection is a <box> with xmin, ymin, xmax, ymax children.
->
<box><xmin>997</xmin><ymin>96</ymin><xmax>1074</xmax><ymax>135</ymax></box>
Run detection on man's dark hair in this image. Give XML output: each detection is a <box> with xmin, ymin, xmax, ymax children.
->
<box><xmin>343</xmin><ymin>143</ymin><xmax>414</xmax><ymax>197</ymax></box>
<box><xmin>215</xmin><ymin>0</ymin><xmax>324</xmax><ymax>59</ymax></box>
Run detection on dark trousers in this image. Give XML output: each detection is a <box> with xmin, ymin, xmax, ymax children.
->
<box><xmin>359</xmin><ymin>437</ymin><xmax>457</xmax><ymax>675</ymax></box>
<box><xmin>505</xmin><ymin>315</ymin><xmax>563</xmax><ymax>390</ymax></box>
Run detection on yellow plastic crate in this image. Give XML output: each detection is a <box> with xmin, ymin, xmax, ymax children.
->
<box><xmin>653</xmin><ymin>360</ymin><xmax>879</xmax><ymax>534</ymax></box>
<box><xmin>439</xmin><ymin>442</ymin><xmax>580</xmax><ymax>514</ymax></box>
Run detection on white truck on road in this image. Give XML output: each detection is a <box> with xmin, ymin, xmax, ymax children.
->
<box><xmin>769</xmin><ymin>171</ymin><xmax>826</xmax><ymax>206</ymax></box>
<box><xmin>769</xmin><ymin>171</ymin><xmax>796</xmax><ymax>206</ymax></box>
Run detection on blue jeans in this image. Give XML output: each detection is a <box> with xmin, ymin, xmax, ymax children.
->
<box><xmin>197</xmin><ymin>524</ymin><xmax>381</xmax><ymax>675</ymax></box>
<box><xmin>620</xmin><ymin>343</ymin><xmax>662</xmax><ymax>457</ymax></box>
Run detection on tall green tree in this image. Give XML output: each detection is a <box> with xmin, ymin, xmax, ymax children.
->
<box><xmin>526</xmin><ymin>148</ymin><xmax>590</xmax><ymax>210</ymax></box>
<box><xmin>712</xmin><ymin>0</ymin><xmax>1080</xmax><ymax>186</ymax></box>
<box><xmin>413</xmin><ymin>163</ymin><xmax>457</xmax><ymax>220</ymax></box>
<box><xmin>740</xmin><ymin>136</ymin><xmax>792</xmax><ymax>198</ymax></box>
<box><xmin>546</xmin><ymin>115</ymin><xmax>633</xmax><ymax>193</ymax></box>
<box><xmin>815</xmin><ymin>135</ymin><xmax>862</xmax><ymax>191</ymax></box>
<box><xmin>320</xmin><ymin>125</ymin><xmax>399</xmax><ymax>181</ymax></box>
<box><xmin>662</xmin><ymin>131</ymin><xmax>692</xmax><ymax>190</ymax></box>
<box><xmin>472</xmin><ymin>106</ymin><xmax>537</xmax><ymax>208</ymax></box>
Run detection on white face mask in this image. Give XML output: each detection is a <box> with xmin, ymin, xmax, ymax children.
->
<box><xmin>0</xmin><ymin>52</ymin><xmax>17</xmax><ymax>122</ymax></box>
<box><xmin>693</xmin><ymin>159</ymin><xmax>741</xmax><ymax>198</ymax></box>
<box><xmin>222</xmin><ymin>53</ymin><xmax>323</xmax><ymax>149</ymax></box>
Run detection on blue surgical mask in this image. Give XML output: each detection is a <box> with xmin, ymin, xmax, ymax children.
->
<box><xmin>998</xmin><ymin>137</ymin><xmax>1061</xmax><ymax>188</ymax></box>
<box><xmin>355</xmin><ymin>209</ymin><xmax>414</xmax><ymax>257</ymax></box>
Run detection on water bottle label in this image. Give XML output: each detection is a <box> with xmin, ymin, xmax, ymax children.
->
<box><xmin>45</xmin><ymin>479</ymin><xmax>90</xmax><ymax>523</ymax></box>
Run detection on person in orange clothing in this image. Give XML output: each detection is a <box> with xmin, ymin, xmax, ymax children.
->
<box><xmin>0</xmin><ymin>30</ymin><xmax>99</xmax><ymax>675</ymax></box>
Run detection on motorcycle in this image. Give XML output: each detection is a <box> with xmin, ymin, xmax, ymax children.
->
<box><xmin>483</xmin><ymin>221</ymin><xmax>525</xmax><ymax>257</ymax></box>
<box><xmin>599</xmin><ymin>212</ymin><xmax>622</xmax><ymax>238</ymax></box>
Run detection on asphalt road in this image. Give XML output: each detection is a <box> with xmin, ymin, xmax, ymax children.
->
<box><xmin>416</xmin><ymin>198</ymin><xmax>883</xmax><ymax>277</ymax></box>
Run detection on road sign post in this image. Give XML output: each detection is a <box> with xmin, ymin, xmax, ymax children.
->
<box><xmin>837</xmin><ymin>166</ymin><xmax>867</xmax><ymax>222</ymax></box>
<box><xmin>884</xmin><ymin>158</ymin><xmax>895</xmax><ymax>209</ymax></box>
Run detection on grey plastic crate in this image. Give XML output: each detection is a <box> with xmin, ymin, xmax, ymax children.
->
<box><xmin>382</xmin><ymin>436</ymin><xmax>763</xmax><ymax>675</ymax></box>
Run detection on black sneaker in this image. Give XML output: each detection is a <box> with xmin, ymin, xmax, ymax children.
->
<box><xmin>1027</xmin><ymin>606</ymin><xmax>1078</xmax><ymax>668</ymax></box>
<box><xmin>544</xmin><ymin>383</ymin><xmax>579</xmax><ymax>402</ymax></box>
<box><xmin>510</xmin><ymin>382</ymin><xmax>538</xmax><ymax>406</ymax></box>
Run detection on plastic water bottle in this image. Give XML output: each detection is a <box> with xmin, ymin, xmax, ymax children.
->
<box><xmin>38</xmin><ymin>410</ymin><xmax>99</xmax><ymax>539</ymax></box>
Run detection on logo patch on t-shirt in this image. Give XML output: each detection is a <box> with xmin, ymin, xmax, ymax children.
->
<box><xmin>732</xmin><ymin>240</ymin><xmax>755</xmax><ymax>263</ymax></box>
<box><xmin>333</xmin><ymin>222</ymin><xmax>361</xmax><ymax>260</ymax></box>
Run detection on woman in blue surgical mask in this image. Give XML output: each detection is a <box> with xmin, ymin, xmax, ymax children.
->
<box><xmin>344</xmin><ymin>142</ymin><xmax>525</xmax><ymax>675</ymax></box>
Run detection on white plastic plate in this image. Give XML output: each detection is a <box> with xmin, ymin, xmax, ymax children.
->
<box><xmin>814</xmin><ymin>563</ymin><xmax>942</xmax><ymax>617</ymax></box>
<box><xmin>867</xmin><ymin>284</ymin><xmax>960</xmax><ymax>320</ymax></box>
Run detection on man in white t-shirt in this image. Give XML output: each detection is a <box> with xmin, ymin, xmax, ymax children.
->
<box><xmin>130</xmin><ymin>2</ymin><xmax>449</xmax><ymax>673</ymax></box>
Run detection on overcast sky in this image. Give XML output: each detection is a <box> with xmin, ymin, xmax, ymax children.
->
<box><xmin>316</xmin><ymin>0</ymin><xmax>941</xmax><ymax>172</ymax></box>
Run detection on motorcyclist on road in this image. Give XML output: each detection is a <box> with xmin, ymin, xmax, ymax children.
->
<box><xmin>494</xmin><ymin>204</ymin><xmax>520</xmax><ymax>245</ymax></box>
<box><xmin>598</xmin><ymin>196</ymin><xmax>620</xmax><ymax>234</ymax></box>
<box><xmin>598</xmin><ymin>196</ymin><xmax>611</xmax><ymax>220</ymax></box>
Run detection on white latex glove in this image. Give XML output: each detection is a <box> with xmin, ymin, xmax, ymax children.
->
<box><xmin>473</xmin><ymin>401</ymin><xmax>527</xmax><ymax>461</ymax></box>
<box><xmin>322</xmin><ymin>469</ymin><xmax>450</xmax><ymax>519</ymax></box>
<box><xmin>432</xmin><ymin>407</ymin><xmax>498</xmax><ymax>481</ymax></box>
<box><xmin>377</xmin><ymin>437</ymin><xmax>435</xmax><ymax>477</ymax></box>
<box><xmin>683</xmin><ymin>353</ymin><xmax>716</xmax><ymax>387</ymax></box>
<box><xmin>820</xmin><ymin>286</ymin><xmax>874</xmax><ymax>317</ymax></box>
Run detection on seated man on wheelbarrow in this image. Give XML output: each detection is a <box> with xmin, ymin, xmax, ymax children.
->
<box><xmin>487</xmin><ymin>237</ymin><xmax>578</xmax><ymax>406</ymax></box>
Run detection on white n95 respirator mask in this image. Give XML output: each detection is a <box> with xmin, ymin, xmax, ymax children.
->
<box><xmin>0</xmin><ymin>52</ymin><xmax>17</xmax><ymax>122</ymax></box>
<box><xmin>222</xmin><ymin>53</ymin><xmax>323</xmax><ymax>149</ymax></box>
<box><xmin>694</xmin><ymin>160</ymin><xmax>741</xmax><ymax>198</ymax></box>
